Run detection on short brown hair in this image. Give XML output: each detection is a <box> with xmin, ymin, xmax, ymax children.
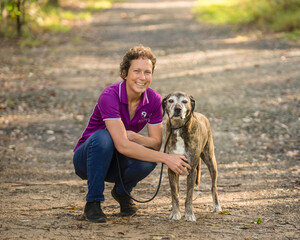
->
<box><xmin>120</xmin><ymin>45</ymin><xmax>156</xmax><ymax>80</ymax></box>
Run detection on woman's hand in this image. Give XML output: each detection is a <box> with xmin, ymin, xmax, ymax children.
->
<box><xmin>126</xmin><ymin>130</ymin><xmax>136</xmax><ymax>142</ymax></box>
<box><xmin>105</xmin><ymin>120</ymin><xmax>189</xmax><ymax>170</ymax></box>
<box><xmin>165</xmin><ymin>154</ymin><xmax>191</xmax><ymax>175</ymax></box>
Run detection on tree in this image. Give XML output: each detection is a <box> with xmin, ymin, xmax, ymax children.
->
<box><xmin>0</xmin><ymin>0</ymin><xmax>25</xmax><ymax>37</ymax></box>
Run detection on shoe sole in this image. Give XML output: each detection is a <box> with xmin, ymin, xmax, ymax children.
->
<box><xmin>121</xmin><ymin>211</ymin><xmax>137</xmax><ymax>217</ymax></box>
<box><xmin>83</xmin><ymin>213</ymin><xmax>107</xmax><ymax>223</ymax></box>
<box><xmin>111</xmin><ymin>187</ymin><xmax>138</xmax><ymax>217</ymax></box>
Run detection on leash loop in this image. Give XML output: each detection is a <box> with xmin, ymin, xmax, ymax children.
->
<box><xmin>116</xmin><ymin>142</ymin><xmax>168</xmax><ymax>203</ymax></box>
<box><xmin>116</xmin><ymin>115</ymin><xmax>191</xmax><ymax>203</ymax></box>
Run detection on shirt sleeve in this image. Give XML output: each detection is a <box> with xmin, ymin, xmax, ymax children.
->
<box><xmin>148</xmin><ymin>93</ymin><xmax>163</xmax><ymax>125</ymax></box>
<box><xmin>98</xmin><ymin>90</ymin><xmax>121</xmax><ymax>120</ymax></box>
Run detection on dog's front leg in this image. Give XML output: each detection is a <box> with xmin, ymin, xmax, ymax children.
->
<box><xmin>185</xmin><ymin>167</ymin><xmax>197</xmax><ymax>221</ymax></box>
<box><xmin>168</xmin><ymin>169</ymin><xmax>181</xmax><ymax>220</ymax></box>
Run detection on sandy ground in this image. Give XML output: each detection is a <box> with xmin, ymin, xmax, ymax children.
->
<box><xmin>0</xmin><ymin>0</ymin><xmax>299</xmax><ymax>239</ymax></box>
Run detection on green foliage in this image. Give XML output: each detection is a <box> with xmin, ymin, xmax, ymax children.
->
<box><xmin>0</xmin><ymin>0</ymin><xmax>117</xmax><ymax>38</ymax></box>
<box><xmin>84</xmin><ymin>0</ymin><xmax>113</xmax><ymax>11</ymax></box>
<box><xmin>1</xmin><ymin>1</ymin><xmax>21</xmax><ymax>19</ymax></box>
<box><xmin>285</xmin><ymin>29</ymin><xmax>300</xmax><ymax>41</ymax></box>
<box><xmin>193</xmin><ymin>0</ymin><xmax>254</xmax><ymax>25</ymax></box>
<box><xmin>194</xmin><ymin>0</ymin><xmax>300</xmax><ymax>35</ymax></box>
<box><xmin>19</xmin><ymin>38</ymin><xmax>41</xmax><ymax>47</ymax></box>
<box><xmin>0</xmin><ymin>0</ymin><xmax>25</xmax><ymax>37</ymax></box>
<box><xmin>256</xmin><ymin>217</ymin><xmax>262</xmax><ymax>224</ymax></box>
<box><xmin>251</xmin><ymin>217</ymin><xmax>262</xmax><ymax>224</ymax></box>
<box><xmin>37</xmin><ymin>4</ymin><xmax>90</xmax><ymax>33</ymax></box>
<box><xmin>7</xmin><ymin>99</ymin><xmax>15</xmax><ymax>108</ymax></box>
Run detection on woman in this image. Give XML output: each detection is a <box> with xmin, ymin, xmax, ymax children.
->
<box><xmin>73</xmin><ymin>45</ymin><xmax>190</xmax><ymax>223</ymax></box>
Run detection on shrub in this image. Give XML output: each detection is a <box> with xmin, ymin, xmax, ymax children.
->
<box><xmin>193</xmin><ymin>0</ymin><xmax>300</xmax><ymax>32</ymax></box>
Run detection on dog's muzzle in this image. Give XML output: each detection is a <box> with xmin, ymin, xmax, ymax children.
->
<box><xmin>173</xmin><ymin>106</ymin><xmax>182</xmax><ymax>117</ymax></box>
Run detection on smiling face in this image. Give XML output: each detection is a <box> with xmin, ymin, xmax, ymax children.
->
<box><xmin>124</xmin><ymin>57</ymin><xmax>153</xmax><ymax>97</ymax></box>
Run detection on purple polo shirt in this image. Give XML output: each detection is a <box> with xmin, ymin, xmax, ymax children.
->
<box><xmin>73</xmin><ymin>81</ymin><xmax>163</xmax><ymax>152</ymax></box>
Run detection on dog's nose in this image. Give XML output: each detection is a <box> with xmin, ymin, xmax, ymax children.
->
<box><xmin>174</xmin><ymin>106</ymin><xmax>182</xmax><ymax>114</ymax></box>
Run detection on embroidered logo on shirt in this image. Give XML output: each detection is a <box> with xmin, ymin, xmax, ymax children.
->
<box><xmin>141</xmin><ymin>111</ymin><xmax>147</xmax><ymax>117</ymax></box>
<box><xmin>138</xmin><ymin>111</ymin><xmax>148</xmax><ymax>123</ymax></box>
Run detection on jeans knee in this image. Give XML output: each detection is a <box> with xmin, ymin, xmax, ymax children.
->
<box><xmin>75</xmin><ymin>169</ymin><xmax>87</xmax><ymax>179</ymax></box>
<box><xmin>89</xmin><ymin>129</ymin><xmax>114</xmax><ymax>154</ymax></box>
<box><xmin>73</xmin><ymin>146</ymin><xmax>88</xmax><ymax>179</ymax></box>
<box><xmin>142</xmin><ymin>161</ymin><xmax>157</xmax><ymax>174</ymax></box>
<box><xmin>123</xmin><ymin>161</ymin><xmax>156</xmax><ymax>185</ymax></box>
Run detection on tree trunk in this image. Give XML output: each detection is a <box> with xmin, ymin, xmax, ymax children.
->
<box><xmin>16</xmin><ymin>0</ymin><xmax>22</xmax><ymax>36</ymax></box>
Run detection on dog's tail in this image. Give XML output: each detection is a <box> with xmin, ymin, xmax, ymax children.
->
<box><xmin>196</xmin><ymin>164</ymin><xmax>201</xmax><ymax>186</ymax></box>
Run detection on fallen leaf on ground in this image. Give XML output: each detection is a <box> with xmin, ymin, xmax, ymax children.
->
<box><xmin>240</xmin><ymin>226</ymin><xmax>253</xmax><ymax>229</ymax></box>
<box><xmin>219</xmin><ymin>211</ymin><xmax>230</xmax><ymax>214</ymax></box>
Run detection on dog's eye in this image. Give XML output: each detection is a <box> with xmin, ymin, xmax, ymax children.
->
<box><xmin>182</xmin><ymin>100</ymin><xmax>188</xmax><ymax>104</ymax></box>
<box><xmin>168</xmin><ymin>99</ymin><xmax>174</xmax><ymax>103</ymax></box>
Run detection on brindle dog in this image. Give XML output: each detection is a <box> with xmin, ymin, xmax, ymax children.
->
<box><xmin>163</xmin><ymin>91</ymin><xmax>222</xmax><ymax>221</ymax></box>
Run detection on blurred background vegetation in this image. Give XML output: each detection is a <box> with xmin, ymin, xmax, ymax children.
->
<box><xmin>194</xmin><ymin>0</ymin><xmax>300</xmax><ymax>40</ymax></box>
<box><xmin>0</xmin><ymin>0</ymin><xmax>119</xmax><ymax>38</ymax></box>
<box><xmin>1</xmin><ymin>0</ymin><xmax>300</xmax><ymax>42</ymax></box>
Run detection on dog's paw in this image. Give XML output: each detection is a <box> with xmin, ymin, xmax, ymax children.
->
<box><xmin>185</xmin><ymin>212</ymin><xmax>196</xmax><ymax>222</ymax></box>
<box><xmin>169</xmin><ymin>211</ymin><xmax>181</xmax><ymax>220</ymax></box>
<box><xmin>213</xmin><ymin>204</ymin><xmax>222</xmax><ymax>213</ymax></box>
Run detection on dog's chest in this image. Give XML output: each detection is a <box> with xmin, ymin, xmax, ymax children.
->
<box><xmin>170</xmin><ymin>131</ymin><xmax>186</xmax><ymax>155</ymax></box>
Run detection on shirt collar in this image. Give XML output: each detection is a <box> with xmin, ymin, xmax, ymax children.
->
<box><xmin>119</xmin><ymin>81</ymin><xmax>149</xmax><ymax>106</ymax></box>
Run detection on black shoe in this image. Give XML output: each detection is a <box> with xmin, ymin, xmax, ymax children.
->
<box><xmin>84</xmin><ymin>201</ymin><xmax>107</xmax><ymax>223</ymax></box>
<box><xmin>111</xmin><ymin>186</ymin><xmax>137</xmax><ymax>216</ymax></box>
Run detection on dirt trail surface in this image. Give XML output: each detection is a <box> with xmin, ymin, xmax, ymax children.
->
<box><xmin>1</xmin><ymin>0</ymin><xmax>300</xmax><ymax>239</ymax></box>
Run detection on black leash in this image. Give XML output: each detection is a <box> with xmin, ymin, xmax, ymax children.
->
<box><xmin>115</xmin><ymin>135</ymin><xmax>169</xmax><ymax>203</ymax></box>
<box><xmin>116</xmin><ymin>116</ymin><xmax>191</xmax><ymax>203</ymax></box>
<box><xmin>116</xmin><ymin>154</ymin><xmax>163</xmax><ymax>203</ymax></box>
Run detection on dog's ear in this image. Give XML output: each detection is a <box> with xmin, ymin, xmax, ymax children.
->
<box><xmin>190</xmin><ymin>95</ymin><xmax>195</xmax><ymax>113</ymax></box>
<box><xmin>162</xmin><ymin>94</ymin><xmax>170</xmax><ymax>117</ymax></box>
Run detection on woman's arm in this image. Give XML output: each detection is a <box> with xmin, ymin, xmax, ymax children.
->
<box><xmin>126</xmin><ymin>123</ymin><xmax>162</xmax><ymax>151</ymax></box>
<box><xmin>105</xmin><ymin>119</ymin><xmax>190</xmax><ymax>175</ymax></box>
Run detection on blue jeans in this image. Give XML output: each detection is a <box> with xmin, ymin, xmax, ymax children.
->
<box><xmin>73</xmin><ymin>129</ymin><xmax>157</xmax><ymax>202</ymax></box>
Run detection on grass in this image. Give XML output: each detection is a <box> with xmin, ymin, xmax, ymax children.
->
<box><xmin>35</xmin><ymin>0</ymin><xmax>112</xmax><ymax>33</ymax></box>
<box><xmin>285</xmin><ymin>29</ymin><xmax>300</xmax><ymax>41</ymax></box>
<box><xmin>193</xmin><ymin>0</ymin><xmax>300</xmax><ymax>38</ymax></box>
<box><xmin>19</xmin><ymin>38</ymin><xmax>42</xmax><ymax>48</ymax></box>
<box><xmin>37</xmin><ymin>5</ymin><xmax>91</xmax><ymax>33</ymax></box>
<box><xmin>193</xmin><ymin>0</ymin><xmax>254</xmax><ymax>25</ymax></box>
<box><xmin>84</xmin><ymin>0</ymin><xmax>114</xmax><ymax>11</ymax></box>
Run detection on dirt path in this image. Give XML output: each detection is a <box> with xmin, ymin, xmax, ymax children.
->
<box><xmin>1</xmin><ymin>0</ymin><xmax>299</xmax><ymax>239</ymax></box>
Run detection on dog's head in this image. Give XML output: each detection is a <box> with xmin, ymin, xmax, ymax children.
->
<box><xmin>162</xmin><ymin>91</ymin><xmax>195</xmax><ymax>120</ymax></box>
